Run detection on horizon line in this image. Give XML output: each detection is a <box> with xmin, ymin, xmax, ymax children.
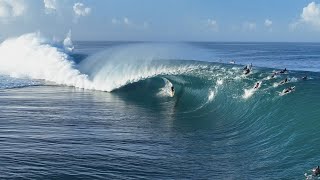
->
<box><xmin>73</xmin><ymin>40</ymin><xmax>320</xmax><ymax>43</ymax></box>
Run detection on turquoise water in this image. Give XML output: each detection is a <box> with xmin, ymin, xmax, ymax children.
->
<box><xmin>0</xmin><ymin>35</ymin><xmax>319</xmax><ymax>179</ymax></box>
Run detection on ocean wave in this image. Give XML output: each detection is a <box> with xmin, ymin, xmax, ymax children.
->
<box><xmin>0</xmin><ymin>33</ymin><xmax>92</xmax><ymax>90</ymax></box>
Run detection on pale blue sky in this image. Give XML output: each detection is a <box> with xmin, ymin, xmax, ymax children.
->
<box><xmin>0</xmin><ymin>0</ymin><xmax>320</xmax><ymax>41</ymax></box>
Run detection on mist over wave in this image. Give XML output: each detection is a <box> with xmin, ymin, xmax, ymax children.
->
<box><xmin>78</xmin><ymin>43</ymin><xmax>207</xmax><ymax>91</ymax></box>
<box><xmin>0</xmin><ymin>33</ymin><xmax>210</xmax><ymax>92</ymax></box>
<box><xmin>0</xmin><ymin>33</ymin><xmax>91</xmax><ymax>89</ymax></box>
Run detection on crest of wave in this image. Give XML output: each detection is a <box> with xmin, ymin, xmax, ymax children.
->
<box><xmin>0</xmin><ymin>33</ymin><xmax>208</xmax><ymax>92</ymax></box>
<box><xmin>0</xmin><ymin>33</ymin><xmax>92</xmax><ymax>89</ymax></box>
<box><xmin>79</xmin><ymin>43</ymin><xmax>204</xmax><ymax>92</ymax></box>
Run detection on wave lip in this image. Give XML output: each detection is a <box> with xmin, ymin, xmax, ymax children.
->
<box><xmin>78</xmin><ymin>44</ymin><xmax>207</xmax><ymax>92</ymax></box>
<box><xmin>0</xmin><ymin>33</ymin><xmax>205</xmax><ymax>92</ymax></box>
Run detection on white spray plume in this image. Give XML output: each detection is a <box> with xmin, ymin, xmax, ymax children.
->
<box><xmin>0</xmin><ymin>33</ymin><xmax>92</xmax><ymax>89</ymax></box>
<box><xmin>78</xmin><ymin>44</ymin><xmax>203</xmax><ymax>91</ymax></box>
<box><xmin>63</xmin><ymin>30</ymin><xmax>74</xmax><ymax>52</ymax></box>
<box><xmin>0</xmin><ymin>33</ymin><xmax>207</xmax><ymax>92</ymax></box>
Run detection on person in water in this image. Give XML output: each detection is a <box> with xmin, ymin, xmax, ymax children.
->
<box><xmin>171</xmin><ymin>86</ymin><xmax>175</xmax><ymax>95</ymax></box>
<box><xmin>244</xmin><ymin>68</ymin><xmax>251</xmax><ymax>75</ymax></box>
<box><xmin>279</xmin><ymin>68</ymin><xmax>287</xmax><ymax>74</ymax></box>
<box><xmin>254</xmin><ymin>82</ymin><xmax>260</xmax><ymax>89</ymax></box>
<box><xmin>313</xmin><ymin>166</ymin><xmax>320</xmax><ymax>176</ymax></box>
<box><xmin>283</xmin><ymin>86</ymin><xmax>294</xmax><ymax>94</ymax></box>
<box><xmin>270</xmin><ymin>73</ymin><xmax>276</xmax><ymax>79</ymax></box>
<box><xmin>302</xmin><ymin>75</ymin><xmax>307</xmax><ymax>80</ymax></box>
<box><xmin>243</xmin><ymin>63</ymin><xmax>253</xmax><ymax>70</ymax></box>
<box><xmin>243</xmin><ymin>65</ymin><xmax>248</xmax><ymax>70</ymax></box>
<box><xmin>279</xmin><ymin>78</ymin><xmax>288</xmax><ymax>85</ymax></box>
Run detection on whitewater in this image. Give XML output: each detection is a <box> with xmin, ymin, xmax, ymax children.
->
<box><xmin>0</xmin><ymin>33</ymin><xmax>320</xmax><ymax>179</ymax></box>
<box><xmin>0</xmin><ymin>33</ymin><xmax>205</xmax><ymax>92</ymax></box>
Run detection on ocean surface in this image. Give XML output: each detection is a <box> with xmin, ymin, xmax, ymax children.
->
<box><xmin>0</xmin><ymin>33</ymin><xmax>320</xmax><ymax>179</ymax></box>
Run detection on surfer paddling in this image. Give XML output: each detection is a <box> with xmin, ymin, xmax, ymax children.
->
<box><xmin>279</xmin><ymin>78</ymin><xmax>289</xmax><ymax>85</ymax></box>
<box><xmin>278</xmin><ymin>68</ymin><xmax>288</xmax><ymax>74</ymax></box>
<box><xmin>282</xmin><ymin>86</ymin><xmax>295</xmax><ymax>94</ymax></box>
<box><xmin>270</xmin><ymin>73</ymin><xmax>276</xmax><ymax>79</ymax></box>
<box><xmin>254</xmin><ymin>82</ymin><xmax>260</xmax><ymax>89</ymax></box>
<box><xmin>272</xmin><ymin>68</ymin><xmax>288</xmax><ymax>76</ymax></box>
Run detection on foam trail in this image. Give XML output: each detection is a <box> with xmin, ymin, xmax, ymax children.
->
<box><xmin>243</xmin><ymin>88</ymin><xmax>255</xmax><ymax>99</ymax></box>
<box><xmin>208</xmin><ymin>89</ymin><xmax>215</xmax><ymax>102</ymax></box>
<box><xmin>0</xmin><ymin>33</ymin><xmax>92</xmax><ymax>89</ymax></box>
<box><xmin>243</xmin><ymin>81</ymin><xmax>261</xmax><ymax>99</ymax></box>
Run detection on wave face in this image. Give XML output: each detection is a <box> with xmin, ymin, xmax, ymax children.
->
<box><xmin>114</xmin><ymin>63</ymin><xmax>320</xmax><ymax>178</ymax></box>
<box><xmin>0</xmin><ymin>34</ymin><xmax>320</xmax><ymax>178</ymax></box>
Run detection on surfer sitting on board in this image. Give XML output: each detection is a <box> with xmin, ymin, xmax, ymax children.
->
<box><xmin>279</xmin><ymin>68</ymin><xmax>287</xmax><ymax>74</ymax></box>
<box><xmin>243</xmin><ymin>65</ymin><xmax>248</xmax><ymax>70</ymax></box>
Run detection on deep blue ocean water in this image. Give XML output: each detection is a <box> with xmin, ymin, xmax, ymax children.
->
<box><xmin>0</xmin><ymin>35</ymin><xmax>319</xmax><ymax>179</ymax></box>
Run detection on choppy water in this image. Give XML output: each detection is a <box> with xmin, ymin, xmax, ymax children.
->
<box><xmin>0</xmin><ymin>34</ymin><xmax>319</xmax><ymax>179</ymax></box>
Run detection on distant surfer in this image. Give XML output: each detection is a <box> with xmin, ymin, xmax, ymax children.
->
<box><xmin>282</xmin><ymin>86</ymin><xmax>295</xmax><ymax>94</ymax></box>
<box><xmin>243</xmin><ymin>68</ymin><xmax>251</xmax><ymax>75</ymax></box>
<box><xmin>313</xmin><ymin>166</ymin><xmax>320</xmax><ymax>176</ymax></box>
<box><xmin>254</xmin><ymin>82</ymin><xmax>261</xmax><ymax>89</ymax></box>
<box><xmin>171</xmin><ymin>86</ymin><xmax>175</xmax><ymax>97</ymax></box>
<box><xmin>243</xmin><ymin>63</ymin><xmax>252</xmax><ymax>70</ymax></box>
<box><xmin>243</xmin><ymin>63</ymin><xmax>252</xmax><ymax>75</ymax></box>
<box><xmin>279</xmin><ymin>68</ymin><xmax>288</xmax><ymax>74</ymax></box>
<box><xmin>279</xmin><ymin>78</ymin><xmax>289</xmax><ymax>85</ymax></box>
<box><xmin>302</xmin><ymin>75</ymin><xmax>307</xmax><ymax>80</ymax></box>
<box><xmin>243</xmin><ymin>65</ymin><xmax>247</xmax><ymax>70</ymax></box>
<box><xmin>268</xmin><ymin>72</ymin><xmax>277</xmax><ymax>79</ymax></box>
